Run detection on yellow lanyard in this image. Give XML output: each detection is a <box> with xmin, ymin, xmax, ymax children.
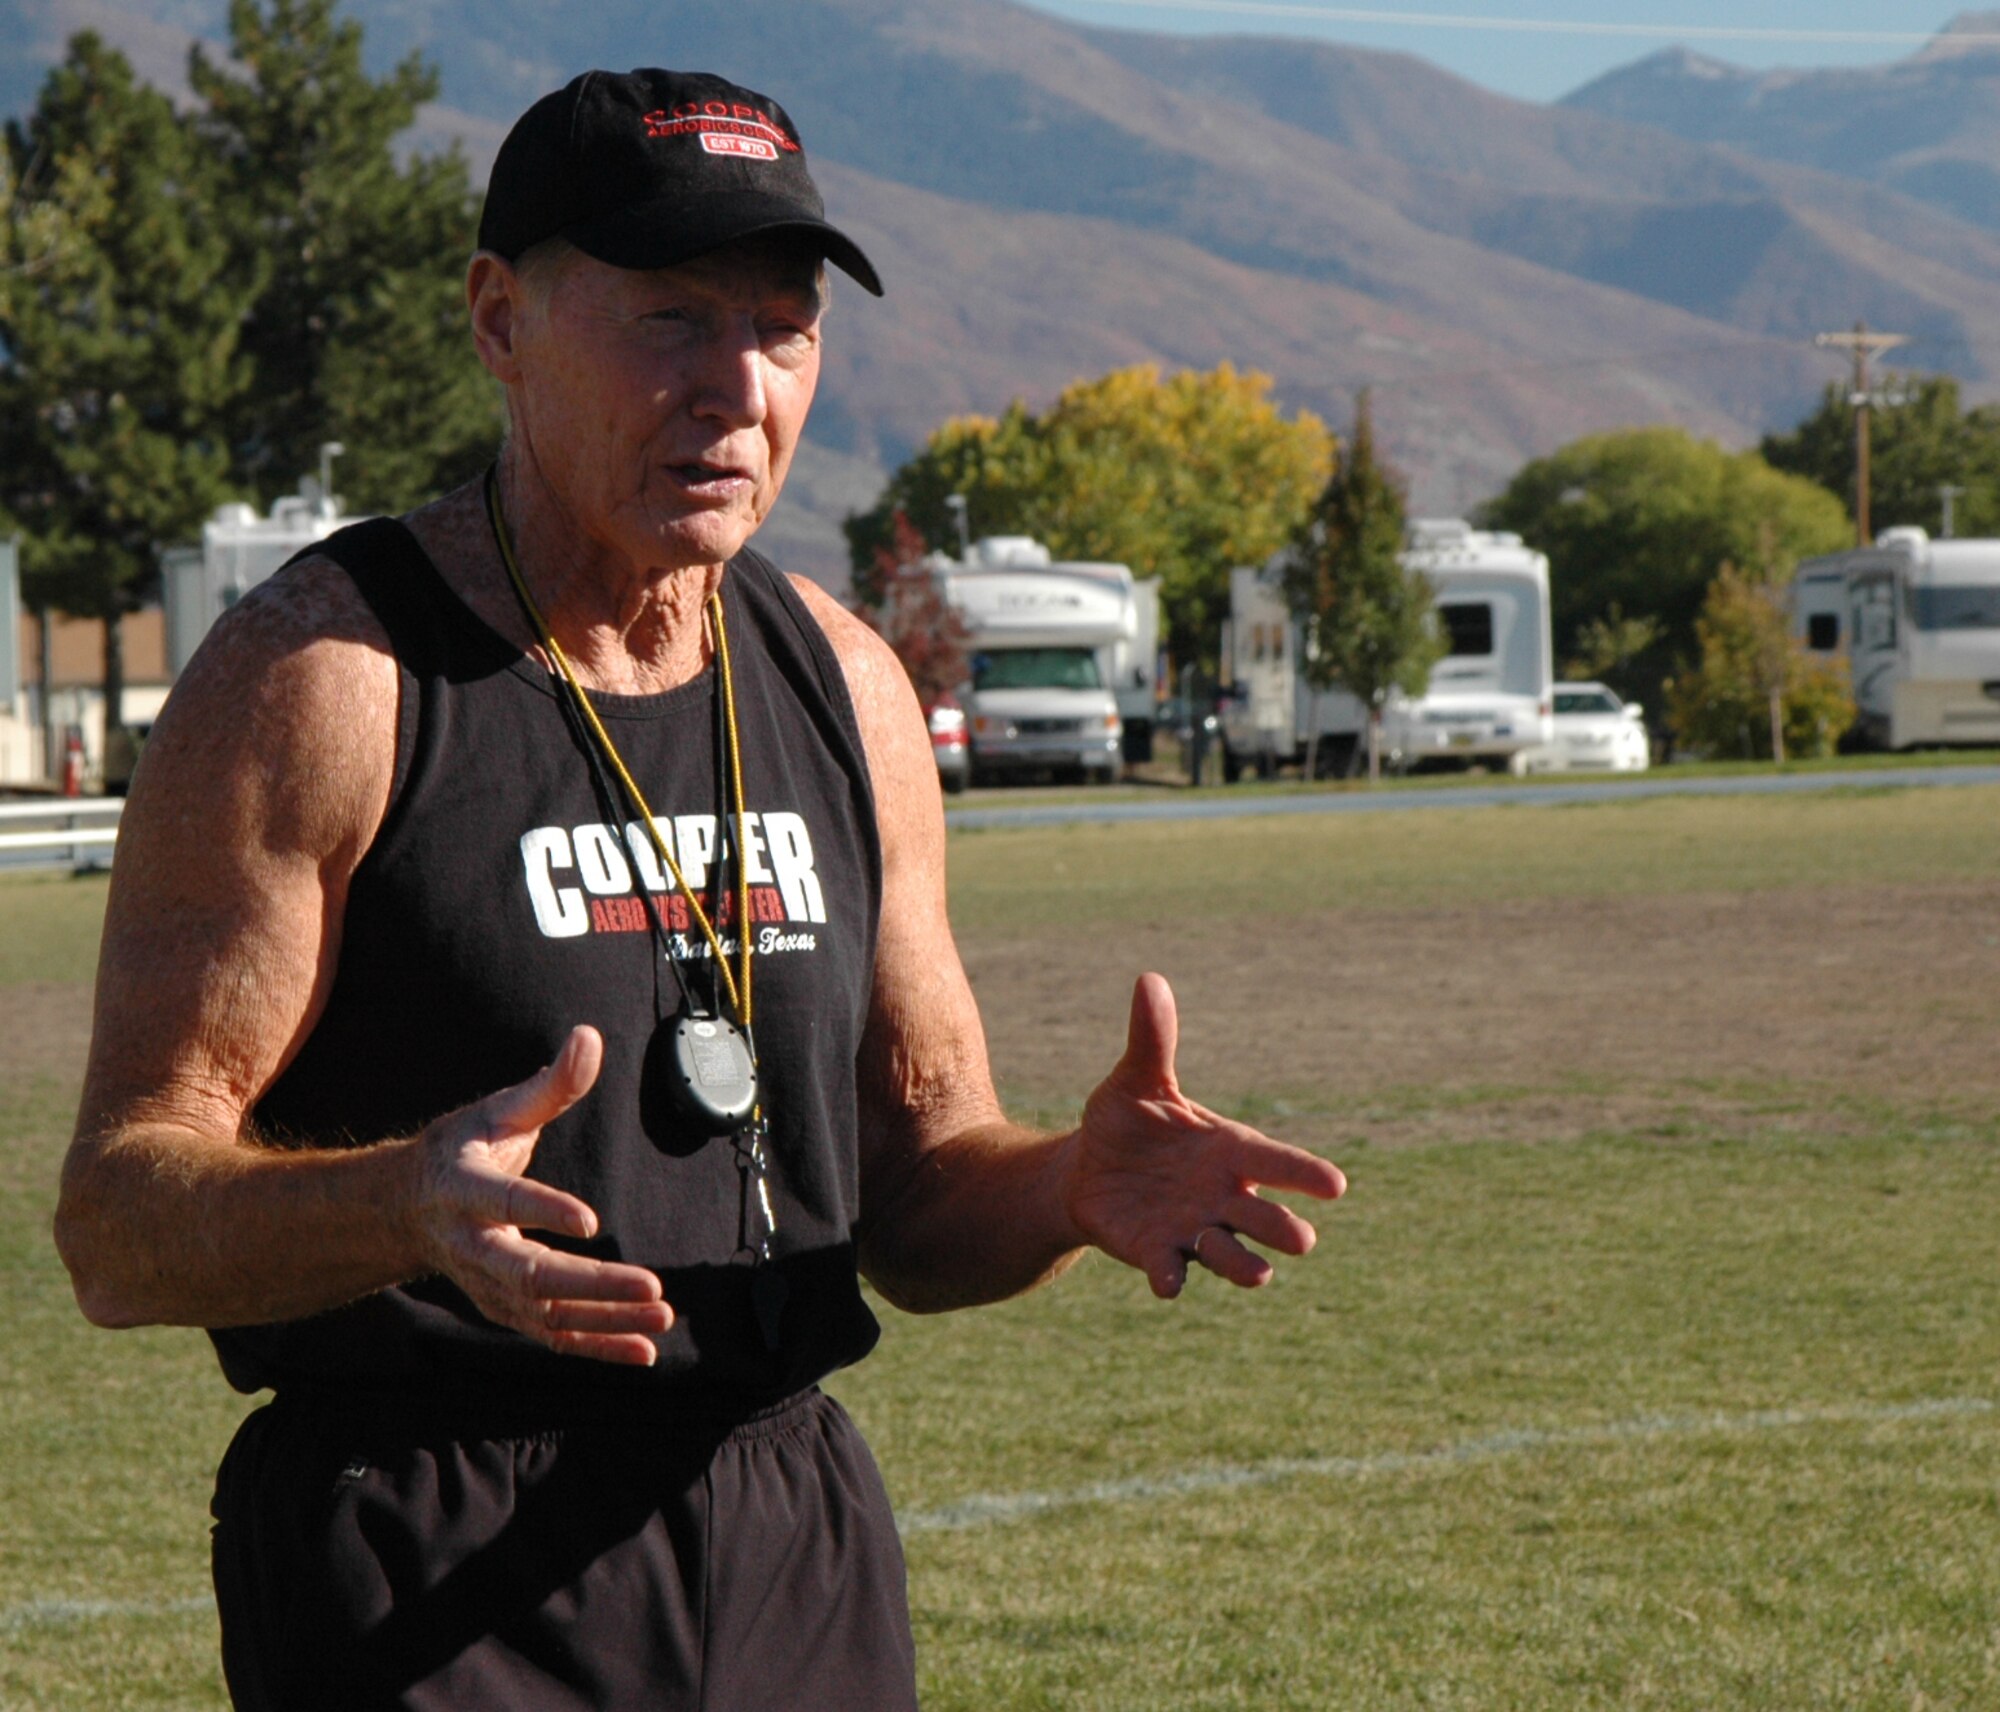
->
<box><xmin>484</xmin><ymin>469</ymin><xmax>753</xmax><ymax>1028</ymax></box>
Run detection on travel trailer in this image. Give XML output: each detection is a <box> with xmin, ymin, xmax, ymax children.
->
<box><xmin>1218</xmin><ymin>520</ymin><xmax>1555</xmax><ymax>777</ymax></box>
<box><xmin>161</xmin><ymin>479</ymin><xmax>359</xmax><ymax>675</ymax></box>
<box><xmin>1793</xmin><ymin>527</ymin><xmax>2000</xmax><ymax>749</ymax></box>
<box><xmin>934</xmin><ymin>537</ymin><xmax>1159</xmax><ymax>784</ymax></box>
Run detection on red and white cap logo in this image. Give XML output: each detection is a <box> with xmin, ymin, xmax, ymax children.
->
<box><xmin>643</xmin><ymin>101</ymin><xmax>799</xmax><ymax>164</ymax></box>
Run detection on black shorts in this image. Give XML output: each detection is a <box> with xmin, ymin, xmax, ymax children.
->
<box><xmin>210</xmin><ymin>1388</ymin><xmax>917</xmax><ymax>1711</ymax></box>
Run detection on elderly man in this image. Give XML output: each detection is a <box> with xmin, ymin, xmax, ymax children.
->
<box><xmin>55</xmin><ymin>67</ymin><xmax>1345</xmax><ymax>1711</ymax></box>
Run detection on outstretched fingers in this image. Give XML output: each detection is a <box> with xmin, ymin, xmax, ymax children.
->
<box><xmin>450</xmin><ymin>1153</ymin><xmax>601</xmax><ymax>1243</ymax></box>
<box><xmin>1218</xmin><ymin>1187</ymin><xmax>1321</xmax><ymax>1259</ymax></box>
<box><xmin>1189</xmin><ymin>1226</ymin><xmax>1274</xmax><ymax>1289</ymax></box>
<box><xmin>1198</xmin><ymin>1110</ymin><xmax>1347</xmax><ymax>1203</ymax></box>
<box><xmin>1160</xmin><ymin>1126</ymin><xmax>1348</xmax><ymax>1295</ymax></box>
<box><xmin>470</xmin><ymin>1025</ymin><xmax>605</xmax><ymax>1151</ymax></box>
<box><xmin>420</xmin><ymin>1026</ymin><xmax>610</xmax><ymax>1241</ymax></box>
<box><xmin>454</xmin><ymin>1226</ymin><xmax>672</xmax><ymax>1365</ymax></box>
<box><xmin>473</xmin><ymin>1226</ymin><xmax>665</xmax><ymax>1306</ymax></box>
<box><xmin>410</xmin><ymin>1027</ymin><xmax>681</xmax><ymax>1365</ymax></box>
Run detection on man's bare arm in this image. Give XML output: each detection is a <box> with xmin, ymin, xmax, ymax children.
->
<box><xmin>54</xmin><ymin>559</ymin><xmax>668</xmax><ymax>1361</ymax></box>
<box><xmin>791</xmin><ymin>580</ymin><xmax>1347</xmax><ymax>1314</ymax></box>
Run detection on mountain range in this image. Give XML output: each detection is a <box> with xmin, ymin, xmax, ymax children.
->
<box><xmin>1564</xmin><ymin>13</ymin><xmax>2000</xmax><ymax>235</ymax></box>
<box><xmin>8</xmin><ymin>0</ymin><xmax>2000</xmax><ymax>584</ymax></box>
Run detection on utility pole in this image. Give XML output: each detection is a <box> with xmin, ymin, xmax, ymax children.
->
<box><xmin>1815</xmin><ymin>321</ymin><xmax>1908</xmax><ymax>546</ymax></box>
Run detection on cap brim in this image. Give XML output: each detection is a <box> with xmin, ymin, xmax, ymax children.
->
<box><xmin>564</xmin><ymin>191</ymin><xmax>884</xmax><ymax>296</ymax></box>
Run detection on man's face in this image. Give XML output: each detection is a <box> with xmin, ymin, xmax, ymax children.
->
<box><xmin>504</xmin><ymin>235</ymin><xmax>824</xmax><ymax>575</ymax></box>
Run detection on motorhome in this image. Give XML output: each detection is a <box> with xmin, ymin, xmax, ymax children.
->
<box><xmin>934</xmin><ymin>537</ymin><xmax>1159</xmax><ymax>784</ymax></box>
<box><xmin>1793</xmin><ymin>527</ymin><xmax>2000</xmax><ymax>749</ymax></box>
<box><xmin>161</xmin><ymin>479</ymin><xmax>359</xmax><ymax>675</ymax></box>
<box><xmin>1218</xmin><ymin>519</ymin><xmax>1555</xmax><ymax>777</ymax></box>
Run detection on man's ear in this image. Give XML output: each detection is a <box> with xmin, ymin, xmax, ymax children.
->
<box><xmin>467</xmin><ymin>253</ymin><xmax>526</xmax><ymax>385</ymax></box>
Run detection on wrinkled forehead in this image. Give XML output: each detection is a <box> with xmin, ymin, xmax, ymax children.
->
<box><xmin>517</xmin><ymin>229</ymin><xmax>828</xmax><ymax>317</ymax></box>
<box><xmin>658</xmin><ymin>231</ymin><xmax>830</xmax><ymax>301</ymax></box>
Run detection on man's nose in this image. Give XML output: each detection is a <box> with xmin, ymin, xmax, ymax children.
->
<box><xmin>690</xmin><ymin>327</ymin><xmax>768</xmax><ymax>429</ymax></box>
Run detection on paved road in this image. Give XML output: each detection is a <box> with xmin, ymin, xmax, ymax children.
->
<box><xmin>945</xmin><ymin>764</ymin><xmax>2000</xmax><ymax>831</ymax></box>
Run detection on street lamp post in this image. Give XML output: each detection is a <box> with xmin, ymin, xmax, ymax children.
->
<box><xmin>1938</xmin><ymin>484</ymin><xmax>1965</xmax><ymax>540</ymax></box>
<box><xmin>317</xmin><ymin>441</ymin><xmax>347</xmax><ymax>512</ymax></box>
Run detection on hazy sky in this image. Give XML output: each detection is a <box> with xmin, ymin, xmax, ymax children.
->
<box><xmin>1024</xmin><ymin>2</ymin><xmax>1988</xmax><ymax>103</ymax></box>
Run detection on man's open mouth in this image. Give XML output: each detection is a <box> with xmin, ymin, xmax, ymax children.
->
<box><xmin>667</xmin><ymin>462</ymin><xmax>753</xmax><ymax>492</ymax></box>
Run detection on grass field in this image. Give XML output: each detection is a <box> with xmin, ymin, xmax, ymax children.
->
<box><xmin>4</xmin><ymin>784</ymin><xmax>1998</xmax><ymax>1708</ymax></box>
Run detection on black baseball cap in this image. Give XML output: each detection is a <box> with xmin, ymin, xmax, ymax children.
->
<box><xmin>477</xmin><ymin>68</ymin><xmax>883</xmax><ymax>296</ymax></box>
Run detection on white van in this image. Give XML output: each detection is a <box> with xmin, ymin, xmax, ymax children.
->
<box><xmin>934</xmin><ymin>538</ymin><xmax>1157</xmax><ymax>785</ymax></box>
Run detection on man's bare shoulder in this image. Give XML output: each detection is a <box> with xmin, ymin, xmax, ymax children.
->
<box><xmin>783</xmin><ymin>574</ymin><xmax>915</xmax><ymax>724</ymax></box>
<box><xmin>215</xmin><ymin>549</ymin><xmax>391</xmax><ymax>656</ymax></box>
<box><xmin>782</xmin><ymin>574</ymin><xmax>944</xmax><ymax>855</ymax></box>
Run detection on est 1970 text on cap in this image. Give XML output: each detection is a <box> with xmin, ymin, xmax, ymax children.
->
<box><xmin>477</xmin><ymin>67</ymin><xmax>883</xmax><ymax>296</ymax></box>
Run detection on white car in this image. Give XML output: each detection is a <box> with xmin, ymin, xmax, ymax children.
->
<box><xmin>1519</xmin><ymin>682</ymin><xmax>1650</xmax><ymax>773</ymax></box>
<box><xmin>1520</xmin><ymin>684</ymin><xmax>1648</xmax><ymax>776</ymax></box>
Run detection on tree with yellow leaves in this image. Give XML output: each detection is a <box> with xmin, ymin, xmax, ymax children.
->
<box><xmin>846</xmin><ymin>364</ymin><xmax>1332</xmax><ymax>665</ymax></box>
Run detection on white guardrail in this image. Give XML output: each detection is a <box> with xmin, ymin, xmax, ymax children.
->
<box><xmin>0</xmin><ymin>797</ymin><xmax>122</xmax><ymax>864</ymax></box>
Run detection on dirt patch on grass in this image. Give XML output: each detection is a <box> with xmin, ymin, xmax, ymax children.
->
<box><xmin>960</xmin><ymin>881</ymin><xmax>2000</xmax><ymax>1147</ymax></box>
<box><xmin>7</xmin><ymin>881</ymin><xmax>1996</xmax><ymax>1155</ymax></box>
<box><xmin>0</xmin><ymin>982</ymin><xmax>93</xmax><ymax>1089</ymax></box>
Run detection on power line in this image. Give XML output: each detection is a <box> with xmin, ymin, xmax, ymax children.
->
<box><xmin>1341</xmin><ymin>332</ymin><xmax>2000</xmax><ymax>404</ymax></box>
<box><xmin>1349</xmin><ymin>331</ymin><xmax>1825</xmax><ymax>394</ymax></box>
<box><xmin>1056</xmin><ymin>1</ymin><xmax>2000</xmax><ymax>49</ymax></box>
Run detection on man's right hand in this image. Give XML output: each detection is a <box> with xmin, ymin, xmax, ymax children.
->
<box><xmin>409</xmin><ymin>1025</ymin><xmax>672</xmax><ymax>1366</ymax></box>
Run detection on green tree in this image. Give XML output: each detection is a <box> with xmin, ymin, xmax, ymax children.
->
<box><xmin>847</xmin><ymin>364</ymin><xmax>1331</xmax><ymax>665</ymax></box>
<box><xmin>1564</xmin><ymin>604</ymin><xmax>1661</xmax><ymax>701</ymax></box>
<box><xmin>1478</xmin><ymin>427</ymin><xmax>1851</xmax><ymax>717</ymax></box>
<box><xmin>1281</xmin><ymin>393</ymin><xmax>1443</xmax><ymax>782</ymax></box>
<box><xmin>0</xmin><ymin>34</ymin><xmax>253</xmax><ymax>733</ymax></box>
<box><xmin>845</xmin><ymin>406</ymin><xmax>1045</xmax><ymax>609</ymax></box>
<box><xmin>189</xmin><ymin>0</ymin><xmax>497</xmax><ymax>512</ymax></box>
<box><xmin>1761</xmin><ymin>373</ymin><xmax>2000</xmax><ymax>542</ymax></box>
<box><xmin>1666</xmin><ymin>562</ymin><xmax>1854</xmax><ymax>761</ymax></box>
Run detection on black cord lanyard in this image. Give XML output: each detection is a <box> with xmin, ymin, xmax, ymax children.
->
<box><xmin>483</xmin><ymin>469</ymin><xmax>752</xmax><ymax>1023</ymax></box>
<box><xmin>484</xmin><ymin>470</ymin><xmax>776</xmax><ymax>1269</ymax></box>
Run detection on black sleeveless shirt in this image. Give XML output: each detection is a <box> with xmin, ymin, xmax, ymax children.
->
<box><xmin>211</xmin><ymin>521</ymin><xmax>884</xmax><ymax>1414</ymax></box>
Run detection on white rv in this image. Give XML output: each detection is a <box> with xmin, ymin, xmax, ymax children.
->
<box><xmin>161</xmin><ymin>481</ymin><xmax>359</xmax><ymax>675</ymax></box>
<box><xmin>1218</xmin><ymin>520</ymin><xmax>1555</xmax><ymax>777</ymax></box>
<box><xmin>1793</xmin><ymin>527</ymin><xmax>2000</xmax><ymax>750</ymax></box>
<box><xmin>934</xmin><ymin>536</ymin><xmax>1159</xmax><ymax>785</ymax></box>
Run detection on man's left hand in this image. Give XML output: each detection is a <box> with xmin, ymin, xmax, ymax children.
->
<box><xmin>1060</xmin><ymin>972</ymin><xmax>1347</xmax><ymax>1299</ymax></box>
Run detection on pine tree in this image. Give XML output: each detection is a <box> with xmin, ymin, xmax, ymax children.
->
<box><xmin>1761</xmin><ymin>373</ymin><xmax>2000</xmax><ymax>541</ymax></box>
<box><xmin>1281</xmin><ymin>392</ymin><xmax>1442</xmax><ymax>782</ymax></box>
<box><xmin>0</xmin><ymin>34</ymin><xmax>253</xmax><ymax>733</ymax></box>
<box><xmin>189</xmin><ymin>0</ymin><xmax>498</xmax><ymax>512</ymax></box>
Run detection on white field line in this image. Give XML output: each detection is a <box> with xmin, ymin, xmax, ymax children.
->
<box><xmin>898</xmin><ymin>1395</ymin><xmax>1995</xmax><ymax>1535</ymax></box>
<box><xmin>0</xmin><ymin>1594</ymin><xmax>212</xmax><ymax>1635</ymax></box>
<box><xmin>4</xmin><ymin>1397</ymin><xmax>1990</xmax><ymax>1633</ymax></box>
